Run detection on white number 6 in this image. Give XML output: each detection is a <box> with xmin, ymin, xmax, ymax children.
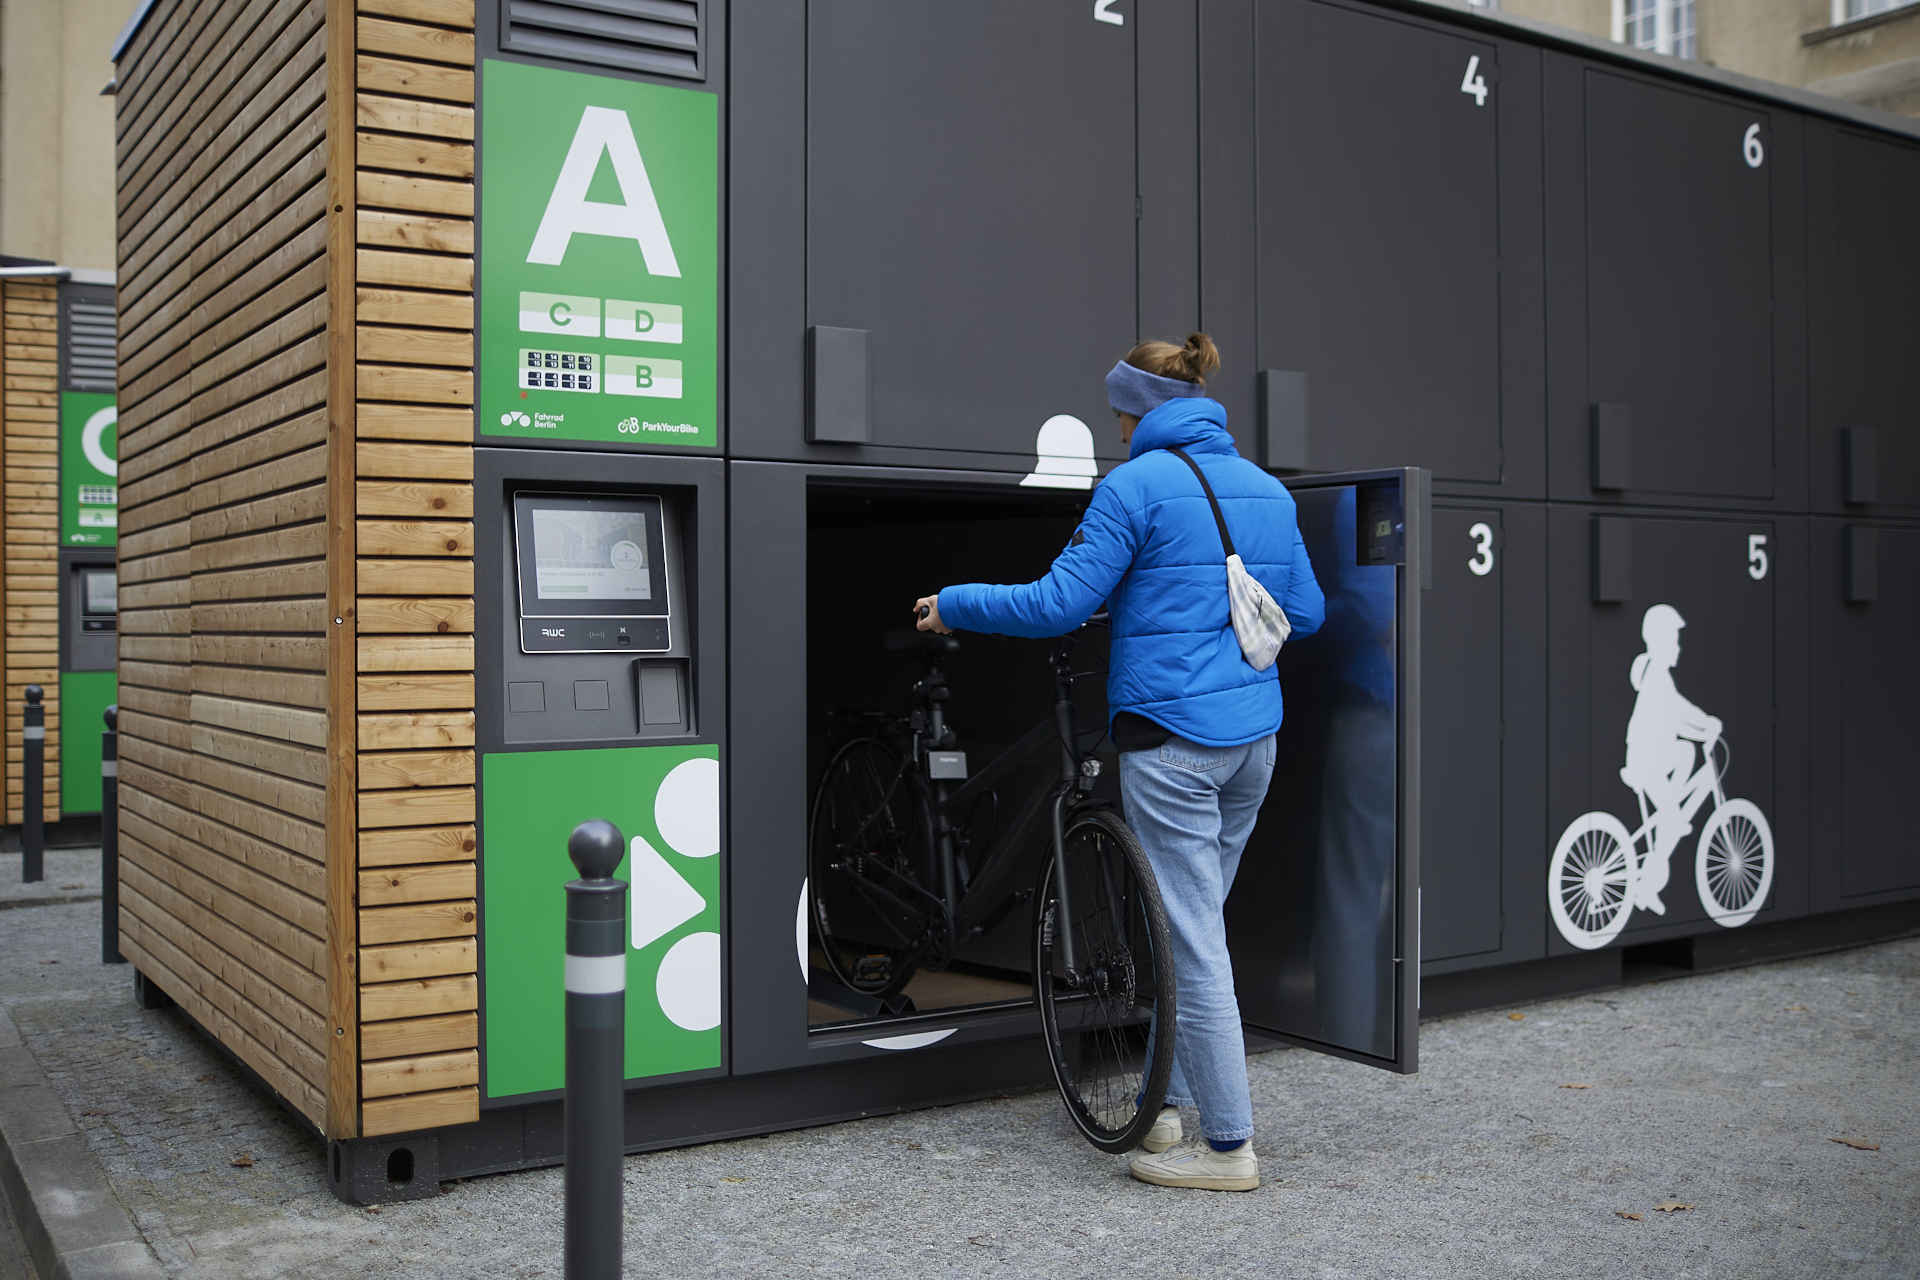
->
<box><xmin>1743</xmin><ymin>123</ymin><xmax>1764</xmax><ymax>168</ymax></box>
<box><xmin>1468</xmin><ymin>522</ymin><xmax>1495</xmax><ymax>577</ymax></box>
<box><xmin>1094</xmin><ymin>0</ymin><xmax>1124</xmax><ymax>26</ymax></box>
<box><xmin>1747</xmin><ymin>533</ymin><xmax>1769</xmax><ymax>581</ymax></box>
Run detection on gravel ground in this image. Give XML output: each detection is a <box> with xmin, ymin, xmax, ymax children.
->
<box><xmin>2</xmin><ymin>877</ymin><xmax>1914</xmax><ymax>1279</ymax></box>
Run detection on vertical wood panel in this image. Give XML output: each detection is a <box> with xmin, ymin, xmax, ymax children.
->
<box><xmin>351</xmin><ymin>0</ymin><xmax>479</xmax><ymax>1133</ymax></box>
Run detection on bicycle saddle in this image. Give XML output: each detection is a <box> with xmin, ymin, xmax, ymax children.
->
<box><xmin>884</xmin><ymin>628</ymin><xmax>960</xmax><ymax>656</ymax></box>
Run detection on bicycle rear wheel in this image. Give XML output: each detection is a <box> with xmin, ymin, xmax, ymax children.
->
<box><xmin>1032</xmin><ymin>805</ymin><xmax>1176</xmax><ymax>1153</ymax></box>
<box><xmin>807</xmin><ymin>738</ymin><xmax>938</xmax><ymax>998</ymax></box>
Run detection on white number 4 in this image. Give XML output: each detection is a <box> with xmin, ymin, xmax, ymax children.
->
<box><xmin>1461</xmin><ymin>56</ymin><xmax>1488</xmax><ymax>107</ymax></box>
<box><xmin>1094</xmin><ymin>0</ymin><xmax>1123</xmax><ymax>26</ymax></box>
<box><xmin>1748</xmin><ymin>533</ymin><xmax>1769</xmax><ymax>581</ymax></box>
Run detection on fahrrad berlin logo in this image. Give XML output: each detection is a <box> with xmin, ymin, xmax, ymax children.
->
<box><xmin>1548</xmin><ymin>603</ymin><xmax>1776</xmax><ymax>950</ymax></box>
<box><xmin>501</xmin><ymin>411</ymin><xmax>531</xmax><ymax>428</ymax></box>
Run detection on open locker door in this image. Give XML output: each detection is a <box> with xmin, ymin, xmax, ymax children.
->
<box><xmin>1223</xmin><ymin>468</ymin><xmax>1426</xmax><ymax>1073</ymax></box>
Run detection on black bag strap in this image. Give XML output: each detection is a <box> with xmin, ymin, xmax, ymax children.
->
<box><xmin>1169</xmin><ymin>447</ymin><xmax>1238</xmax><ymax>559</ymax></box>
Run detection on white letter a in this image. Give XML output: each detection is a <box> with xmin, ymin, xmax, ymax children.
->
<box><xmin>527</xmin><ymin>106</ymin><xmax>682</xmax><ymax>277</ymax></box>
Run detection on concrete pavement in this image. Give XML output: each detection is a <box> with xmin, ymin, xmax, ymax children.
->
<box><xmin>1</xmin><ymin>848</ymin><xmax>1914</xmax><ymax>1278</ymax></box>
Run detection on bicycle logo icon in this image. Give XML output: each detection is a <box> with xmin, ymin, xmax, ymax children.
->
<box><xmin>1548</xmin><ymin>603</ymin><xmax>1775</xmax><ymax>950</ymax></box>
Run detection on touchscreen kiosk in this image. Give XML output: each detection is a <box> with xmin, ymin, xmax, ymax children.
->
<box><xmin>81</xmin><ymin>567</ymin><xmax>117</xmax><ymax>632</ymax></box>
<box><xmin>513</xmin><ymin>494</ymin><xmax>671</xmax><ymax>654</ymax></box>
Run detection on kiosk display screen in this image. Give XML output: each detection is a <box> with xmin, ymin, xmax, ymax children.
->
<box><xmin>530</xmin><ymin>507</ymin><xmax>653</xmax><ymax>603</ymax></box>
<box><xmin>512</xmin><ymin>493</ymin><xmax>671</xmax><ymax>653</ymax></box>
<box><xmin>82</xmin><ymin>568</ymin><xmax>117</xmax><ymax>619</ymax></box>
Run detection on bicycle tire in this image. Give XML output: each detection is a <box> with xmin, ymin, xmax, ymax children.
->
<box><xmin>806</xmin><ymin>737</ymin><xmax>938</xmax><ymax>999</ymax></box>
<box><xmin>1032</xmin><ymin>805</ymin><xmax>1176</xmax><ymax>1153</ymax></box>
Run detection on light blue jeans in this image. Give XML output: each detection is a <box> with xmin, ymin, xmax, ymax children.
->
<box><xmin>1120</xmin><ymin>733</ymin><xmax>1277</xmax><ymax>1145</ymax></box>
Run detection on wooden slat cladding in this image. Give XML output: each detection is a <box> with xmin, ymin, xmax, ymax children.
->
<box><xmin>353</xmin><ymin>0</ymin><xmax>480</xmax><ymax>1137</ymax></box>
<box><xmin>2</xmin><ymin>279</ymin><xmax>63</xmax><ymax>824</ymax></box>
<box><xmin>113</xmin><ymin>0</ymin><xmax>336</xmax><ymax>1133</ymax></box>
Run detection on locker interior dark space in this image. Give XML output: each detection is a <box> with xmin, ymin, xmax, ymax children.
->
<box><xmin>802</xmin><ymin>483</ymin><xmax>1116</xmax><ymax>1028</ymax></box>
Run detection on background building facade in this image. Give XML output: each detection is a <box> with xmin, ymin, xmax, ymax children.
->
<box><xmin>1479</xmin><ymin>0</ymin><xmax>1920</xmax><ymax>115</ymax></box>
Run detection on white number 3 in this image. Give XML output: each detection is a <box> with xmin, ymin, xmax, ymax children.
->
<box><xmin>1748</xmin><ymin>533</ymin><xmax>1769</xmax><ymax>581</ymax></box>
<box><xmin>1094</xmin><ymin>0</ymin><xmax>1124</xmax><ymax>26</ymax></box>
<box><xmin>1461</xmin><ymin>56</ymin><xmax>1488</xmax><ymax>107</ymax></box>
<box><xmin>1468</xmin><ymin>522</ymin><xmax>1495</xmax><ymax>576</ymax></box>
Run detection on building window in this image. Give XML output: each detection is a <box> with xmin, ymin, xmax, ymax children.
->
<box><xmin>1613</xmin><ymin>0</ymin><xmax>1697</xmax><ymax>60</ymax></box>
<box><xmin>1838</xmin><ymin>0</ymin><xmax>1916</xmax><ymax>21</ymax></box>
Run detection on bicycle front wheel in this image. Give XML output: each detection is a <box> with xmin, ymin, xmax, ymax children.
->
<box><xmin>1032</xmin><ymin>806</ymin><xmax>1176</xmax><ymax>1153</ymax></box>
<box><xmin>808</xmin><ymin>738</ymin><xmax>937</xmax><ymax>998</ymax></box>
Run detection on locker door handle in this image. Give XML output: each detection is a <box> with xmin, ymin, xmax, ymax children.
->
<box><xmin>806</xmin><ymin>326</ymin><xmax>870</xmax><ymax>445</ymax></box>
<box><xmin>1591</xmin><ymin>516</ymin><xmax>1632</xmax><ymax>603</ymax></box>
<box><xmin>1590</xmin><ymin>403</ymin><xmax>1631</xmax><ymax>492</ymax></box>
<box><xmin>1844</xmin><ymin>525</ymin><xmax>1877</xmax><ymax>604</ymax></box>
<box><xmin>1258</xmin><ymin>370</ymin><xmax>1309</xmax><ymax>471</ymax></box>
<box><xmin>1841</xmin><ymin>426</ymin><xmax>1877</xmax><ymax>506</ymax></box>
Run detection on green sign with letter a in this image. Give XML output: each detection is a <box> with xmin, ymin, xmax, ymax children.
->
<box><xmin>59</xmin><ymin>391</ymin><xmax>117</xmax><ymax>548</ymax></box>
<box><xmin>480</xmin><ymin>744</ymin><xmax>722</xmax><ymax>1100</ymax></box>
<box><xmin>479</xmin><ymin>59</ymin><xmax>718</xmax><ymax>449</ymax></box>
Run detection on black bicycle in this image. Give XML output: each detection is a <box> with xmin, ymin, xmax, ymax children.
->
<box><xmin>807</xmin><ymin>615</ymin><xmax>1176</xmax><ymax>1152</ymax></box>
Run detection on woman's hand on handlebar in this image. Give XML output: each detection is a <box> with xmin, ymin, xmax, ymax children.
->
<box><xmin>914</xmin><ymin>595</ymin><xmax>953</xmax><ymax>635</ymax></box>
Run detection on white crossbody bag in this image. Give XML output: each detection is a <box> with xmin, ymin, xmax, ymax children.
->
<box><xmin>1169</xmin><ymin>447</ymin><xmax>1291</xmax><ymax>671</ymax></box>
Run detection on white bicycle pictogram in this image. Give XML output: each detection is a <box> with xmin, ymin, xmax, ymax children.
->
<box><xmin>1548</xmin><ymin>734</ymin><xmax>1775</xmax><ymax>950</ymax></box>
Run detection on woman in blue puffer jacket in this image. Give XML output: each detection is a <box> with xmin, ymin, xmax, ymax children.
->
<box><xmin>914</xmin><ymin>333</ymin><xmax>1324</xmax><ymax>1192</ymax></box>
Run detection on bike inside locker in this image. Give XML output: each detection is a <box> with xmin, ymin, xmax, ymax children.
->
<box><xmin>726</xmin><ymin>461</ymin><xmax>1425</xmax><ymax>1081</ymax></box>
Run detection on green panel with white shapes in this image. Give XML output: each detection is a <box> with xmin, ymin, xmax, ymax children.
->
<box><xmin>60</xmin><ymin>392</ymin><xmax>117</xmax><ymax>548</ymax></box>
<box><xmin>59</xmin><ymin>671</ymin><xmax>116</xmax><ymax>815</ymax></box>
<box><xmin>479</xmin><ymin>58</ymin><xmax>718</xmax><ymax>449</ymax></box>
<box><xmin>480</xmin><ymin>743</ymin><xmax>721</xmax><ymax>1100</ymax></box>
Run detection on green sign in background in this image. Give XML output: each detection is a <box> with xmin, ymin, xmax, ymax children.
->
<box><xmin>480</xmin><ymin>744</ymin><xmax>722</xmax><ymax>1099</ymax></box>
<box><xmin>479</xmin><ymin>59</ymin><xmax>718</xmax><ymax>449</ymax></box>
<box><xmin>60</xmin><ymin>671</ymin><xmax>116</xmax><ymax>815</ymax></box>
<box><xmin>60</xmin><ymin>391</ymin><xmax>117</xmax><ymax>548</ymax></box>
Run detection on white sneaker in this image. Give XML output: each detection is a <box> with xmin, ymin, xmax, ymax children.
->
<box><xmin>1140</xmin><ymin>1107</ymin><xmax>1182</xmax><ymax>1153</ymax></box>
<box><xmin>1128</xmin><ymin>1138</ymin><xmax>1259</xmax><ymax>1191</ymax></box>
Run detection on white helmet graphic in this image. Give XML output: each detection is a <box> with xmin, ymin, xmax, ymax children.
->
<box><xmin>1641</xmin><ymin>603</ymin><xmax>1686</xmax><ymax>648</ymax></box>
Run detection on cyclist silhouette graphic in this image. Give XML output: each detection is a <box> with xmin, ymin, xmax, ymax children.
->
<box><xmin>1548</xmin><ymin>601</ymin><xmax>1774</xmax><ymax>950</ymax></box>
<box><xmin>1622</xmin><ymin>604</ymin><xmax>1720</xmax><ymax>915</ymax></box>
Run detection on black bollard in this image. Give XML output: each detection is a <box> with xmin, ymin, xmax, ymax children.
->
<box><xmin>22</xmin><ymin>685</ymin><xmax>44</xmax><ymax>883</ymax></box>
<box><xmin>101</xmin><ymin>706</ymin><xmax>123</xmax><ymax>964</ymax></box>
<box><xmin>564</xmin><ymin>819</ymin><xmax>627</xmax><ymax>1280</ymax></box>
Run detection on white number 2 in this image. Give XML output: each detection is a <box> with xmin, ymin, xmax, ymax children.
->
<box><xmin>1743</xmin><ymin>123</ymin><xmax>1764</xmax><ymax>168</ymax></box>
<box><xmin>1094</xmin><ymin>0</ymin><xmax>1124</xmax><ymax>26</ymax></box>
<box><xmin>1747</xmin><ymin>533</ymin><xmax>1769</xmax><ymax>581</ymax></box>
<box><xmin>1468</xmin><ymin>522</ymin><xmax>1495</xmax><ymax>576</ymax></box>
<box><xmin>1460</xmin><ymin>56</ymin><xmax>1488</xmax><ymax>108</ymax></box>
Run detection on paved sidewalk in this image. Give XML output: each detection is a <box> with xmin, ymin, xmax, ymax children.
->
<box><xmin>0</xmin><ymin>853</ymin><xmax>1914</xmax><ymax>1279</ymax></box>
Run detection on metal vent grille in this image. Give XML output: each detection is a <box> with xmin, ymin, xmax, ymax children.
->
<box><xmin>63</xmin><ymin>298</ymin><xmax>117</xmax><ymax>393</ymax></box>
<box><xmin>503</xmin><ymin>0</ymin><xmax>702</xmax><ymax>81</ymax></box>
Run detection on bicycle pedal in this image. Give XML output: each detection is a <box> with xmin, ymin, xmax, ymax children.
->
<box><xmin>852</xmin><ymin>954</ymin><xmax>893</xmax><ymax>985</ymax></box>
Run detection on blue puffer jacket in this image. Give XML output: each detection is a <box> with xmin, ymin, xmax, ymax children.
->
<box><xmin>938</xmin><ymin>397</ymin><xmax>1325</xmax><ymax>746</ymax></box>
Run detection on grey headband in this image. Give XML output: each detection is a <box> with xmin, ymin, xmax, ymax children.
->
<box><xmin>1105</xmin><ymin>360</ymin><xmax>1205</xmax><ymax>418</ymax></box>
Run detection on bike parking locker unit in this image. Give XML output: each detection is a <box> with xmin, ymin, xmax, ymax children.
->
<box><xmin>0</xmin><ymin>265</ymin><xmax>119</xmax><ymax>830</ymax></box>
<box><xmin>107</xmin><ymin>0</ymin><xmax>1920</xmax><ymax>1203</ymax></box>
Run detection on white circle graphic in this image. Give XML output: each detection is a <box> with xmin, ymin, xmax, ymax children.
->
<box><xmin>656</xmin><ymin>931</ymin><xmax>721</xmax><ymax>1031</ymax></box>
<box><xmin>81</xmin><ymin>407</ymin><xmax>117</xmax><ymax>479</ymax></box>
<box><xmin>655</xmin><ymin>757</ymin><xmax>719</xmax><ymax>858</ymax></box>
<box><xmin>795</xmin><ymin>877</ymin><xmax>809</xmax><ymax>983</ymax></box>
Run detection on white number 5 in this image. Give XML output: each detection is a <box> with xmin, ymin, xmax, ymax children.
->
<box><xmin>1468</xmin><ymin>522</ymin><xmax>1495</xmax><ymax>576</ymax></box>
<box><xmin>1094</xmin><ymin>0</ymin><xmax>1124</xmax><ymax>26</ymax></box>
<box><xmin>1747</xmin><ymin>533</ymin><xmax>1769</xmax><ymax>581</ymax></box>
<box><xmin>1460</xmin><ymin>56</ymin><xmax>1488</xmax><ymax>107</ymax></box>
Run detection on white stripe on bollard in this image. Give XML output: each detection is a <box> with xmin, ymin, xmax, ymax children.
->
<box><xmin>565</xmin><ymin>954</ymin><xmax>626</xmax><ymax>995</ymax></box>
<box><xmin>23</xmin><ymin>726</ymin><xmax>43</xmax><ymax>740</ymax></box>
<box><xmin>101</xmin><ymin>761</ymin><xmax>118</xmax><ymax>777</ymax></box>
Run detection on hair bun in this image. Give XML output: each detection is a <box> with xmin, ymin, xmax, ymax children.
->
<box><xmin>1182</xmin><ymin>332</ymin><xmax>1221</xmax><ymax>381</ymax></box>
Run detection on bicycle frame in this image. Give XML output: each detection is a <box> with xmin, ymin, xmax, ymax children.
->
<box><xmin>1626</xmin><ymin>736</ymin><xmax>1729</xmax><ymax>850</ymax></box>
<box><xmin>911</xmin><ymin>624</ymin><xmax>1107</xmax><ymax>980</ymax></box>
